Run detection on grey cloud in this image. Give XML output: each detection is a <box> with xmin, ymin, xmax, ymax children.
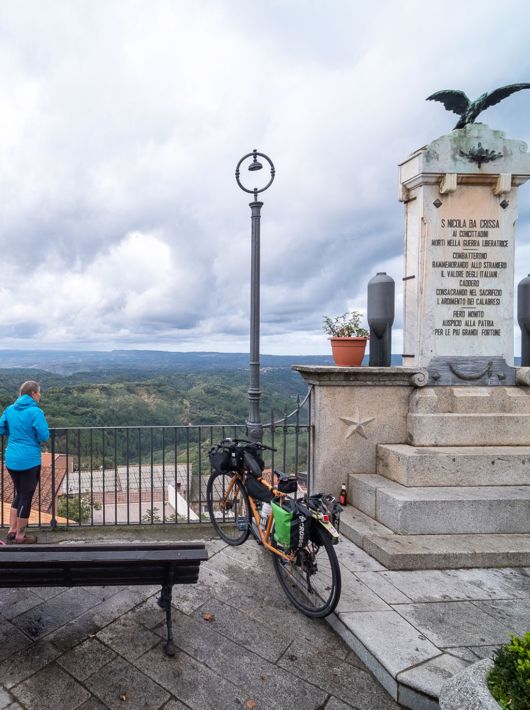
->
<box><xmin>0</xmin><ymin>1</ymin><xmax>529</xmax><ymax>354</ymax></box>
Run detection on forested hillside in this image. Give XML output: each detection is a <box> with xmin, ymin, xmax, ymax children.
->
<box><xmin>0</xmin><ymin>364</ymin><xmax>310</xmax><ymax>428</ymax></box>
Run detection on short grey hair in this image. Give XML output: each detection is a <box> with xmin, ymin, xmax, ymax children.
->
<box><xmin>19</xmin><ymin>381</ymin><xmax>40</xmax><ymax>397</ymax></box>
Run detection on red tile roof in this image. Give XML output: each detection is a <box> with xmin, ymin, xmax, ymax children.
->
<box><xmin>1</xmin><ymin>453</ymin><xmax>71</xmax><ymax>514</ymax></box>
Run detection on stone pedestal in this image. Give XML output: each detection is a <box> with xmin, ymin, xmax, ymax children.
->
<box><xmin>293</xmin><ymin>366</ymin><xmax>427</xmax><ymax>496</ymax></box>
<box><xmin>296</xmin><ymin>126</ymin><xmax>530</xmax><ymax>571</ymax></box>
<box><xmin>399</xmin><ymin>124</ymin><xmax>530</xmax><ymax>384</ymax></box>
<box><xmin>295</xmin><ymin>366</ymin><xmax>530</xmax><ymax>569</ymax></box>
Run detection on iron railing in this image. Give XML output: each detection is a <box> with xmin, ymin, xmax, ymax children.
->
<box><xmin>0</xmin><ymin>389</ymin><xmax>312</xmax><ymax>529</ymax></box>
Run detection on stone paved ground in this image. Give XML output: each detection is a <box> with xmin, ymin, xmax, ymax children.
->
<box><xmin>331</xmin><ymin>538</ymin><xmax>530</xmax><ymax>707</ymax></box>
<box><xmin>0</xmin><ymin>535</ymin><xmax>403</xmax><ymax>710</ymax></box>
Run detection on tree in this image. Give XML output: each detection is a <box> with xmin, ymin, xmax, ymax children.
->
<box><xmin>56</xmin><ymin>494</ymin><xmax>92</xmax><ymax>523</ymax></box>
<box><xmin>142</xmin><ymin>507</ymin><xmax>161</xmax><ymax>523</ymax></box>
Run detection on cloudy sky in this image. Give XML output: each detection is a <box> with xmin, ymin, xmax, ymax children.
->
<box><xmin>1</xmin><ymin>0</ymin><xmax>530</xmax><ymax>355</ymax></box>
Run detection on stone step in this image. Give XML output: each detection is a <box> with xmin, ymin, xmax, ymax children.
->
<box><xmin>349</xmin><ymin>474</ymin><xmax>530</xmax><ymax>534</ymax></box>
<box><xmin>339</xmin><ymin>505</ymin><xmax>530</xmax><ymax>570</ymax></box>
<box><xmin>410</xmin><ymin>386</ymin><xmax>530</xmax><ymax>414</ymax></box>
<box><xmin>407</xmin><ymin>413</ymin><xmax>530</xmax><ymax>446</ymax></box>
<box><xmin>377</xmin><ymin>444</ymin><xmax>530</xmax><ymax>487</ymax></box>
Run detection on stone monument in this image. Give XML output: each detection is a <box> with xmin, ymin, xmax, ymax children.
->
<box><xmin>400</xmin><ymin>123</ymin><xmax>530</xmax><ymax>384</ymax></box>
<box><xmin>295</xmin><ymin>99</ymin><xmax>530</xmax><ymax>573</ymax></box>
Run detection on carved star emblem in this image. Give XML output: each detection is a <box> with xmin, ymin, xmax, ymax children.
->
<box><xmin>340</xmin><ymin>411</ymin><xmax>375</xmax><ymax>440</ymax></box>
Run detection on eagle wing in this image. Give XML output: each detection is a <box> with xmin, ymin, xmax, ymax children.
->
<box><xmin>484</xmin><ymin>83</ymin><xmax>530</xmax><ymax>109</ymax></box>
<box><xmin>426</xmin><ymin>90</ymin><xmax>469</xmax><ymax>115</ymax></box>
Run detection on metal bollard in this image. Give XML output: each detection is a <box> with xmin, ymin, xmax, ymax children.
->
<box><xmin>518</xmin><ymin>274</ymin><xmax>530</xmax><ymax>366</ymax></box>
<box><xmin>367</xmin><ymin>272</ymin><xmax>395</xmax><ymax>367</ymax></box>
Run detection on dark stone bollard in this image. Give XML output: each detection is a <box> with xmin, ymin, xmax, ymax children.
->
<box><xmin>518</xmin><ymin>274</ymin><xmax>530</xmax><ymax>366</ymax></box>
<box><xmin>367</xmin><ymin>272</ymin><xmax>395</xmax><ymax>367</ymax></box>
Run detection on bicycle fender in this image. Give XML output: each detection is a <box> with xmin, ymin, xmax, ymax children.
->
<box><xmin>316</xmin><ymin>520</ymin><xmax>340</xmax><ymax>545</ymax></box>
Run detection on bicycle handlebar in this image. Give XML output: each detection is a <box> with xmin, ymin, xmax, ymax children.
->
<box><xmin>219</xmin><ymin>438</ymin><xmax>277</xmax><ymax>452</ymax></box>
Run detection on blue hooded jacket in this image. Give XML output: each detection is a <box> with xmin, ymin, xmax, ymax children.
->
<box><xmin>0</xmin><ymin>395</ymin><xmax>50</xmax><ymax>470</ymax></box>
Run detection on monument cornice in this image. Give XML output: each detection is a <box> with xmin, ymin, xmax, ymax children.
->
<box><xmin>399</xmin><ymin>124</ymin><xmax>530</xmax><ymax>187</ymax></box>
<box><xmin>292</xmin><ymin>365</ymin><xmax>428</xmax><ymax>387</ymax></box>
<box><xmin>401</xmin><ymin>172</ymin><xmax>530</xmax><ymax>191</ymax></box>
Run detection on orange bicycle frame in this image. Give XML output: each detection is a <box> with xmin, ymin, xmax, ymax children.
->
<box><xmin>222</xmin><ymin>472</ymin><xmax>295</xmax><ymax>562</ymax></box>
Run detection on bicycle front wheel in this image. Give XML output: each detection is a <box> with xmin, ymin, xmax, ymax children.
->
<box><xmin>272</xmin><ymin>523</ymin><xmax>341</xmax><ymax>618</ymax></box>
<box><xmin>206</xmin><ymin>471</ymin><xmax>250</xmax><ymax>546</ymax></box>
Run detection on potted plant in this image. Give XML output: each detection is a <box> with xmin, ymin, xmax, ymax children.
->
<box><xmin>439</xmin><ymin>631</ymin><xmax>530</xmax><ymax>709</ymax></box>
<box><xmin>323</xmin><ymin>311</ymin><xmax>369</xmax><ymax>367</ymax></box>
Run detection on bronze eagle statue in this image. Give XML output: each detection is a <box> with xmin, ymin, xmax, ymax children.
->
<box><xmin>427</xmin><ymin>83</ymin><xmax>530</xmax><ymax>129</ymax></box>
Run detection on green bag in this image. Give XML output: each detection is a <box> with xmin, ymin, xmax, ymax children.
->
<box><xmin>271</xmin><ymin>498</ymin><xmax>309</xmax><ymax>550</ymax></box>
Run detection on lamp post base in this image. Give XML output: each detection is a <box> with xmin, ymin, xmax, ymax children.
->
<box><xmin>246</xmin><ymin>421</ymin><xmax>263</xmax><ymax>444</ymax></box>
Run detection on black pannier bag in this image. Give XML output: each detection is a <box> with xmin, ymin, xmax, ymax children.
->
<box><xmin>276</xmin><ymin>473</ymin><xmax>298</xmax><ymax>494</ymax></box>
<box><xmin>243</xmin><ymin>449</ymin><xmax>264</xmax><ymax>478</ymax></box>
<box><xmin>245</xmin><ymin>475</ymin><xmax>274</xmax><ymax>503</ymax></box>
<box><xmin>208</xmin><ymin>446</ymin><xmax>234</xmax><ymax>474</ymax></box>
<box><xmin>244</xmin><ymin>444</ymin><xmax>265</xmax><ymax>471</ymax></box>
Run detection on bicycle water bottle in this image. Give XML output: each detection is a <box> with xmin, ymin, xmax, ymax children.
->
<box><xmin>260</xmin><ymin>502</ymin><xmax>272</xmax><ymax>529</ymax></box>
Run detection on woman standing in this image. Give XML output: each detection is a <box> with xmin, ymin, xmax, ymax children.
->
<box><xmin>0</xmin><ymin>381</ymin><xmax>49</xmax><ymax>544</ymax></box>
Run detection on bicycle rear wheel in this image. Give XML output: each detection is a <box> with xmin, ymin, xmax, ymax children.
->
<box><xmin>272</xmin><ymin>523</ymin><xmax>341</xmax><ymax>618</ymax></box>
<box><xmin>206</xmin><ymin>471</ymin><xmax>250</xmax><ymax>546</ymax></box>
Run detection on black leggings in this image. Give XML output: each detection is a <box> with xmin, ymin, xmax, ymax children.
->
<box><xmin>8</xmin><ymin>465</ymin><xmax>40</xmax><ymax>519</ymax></box>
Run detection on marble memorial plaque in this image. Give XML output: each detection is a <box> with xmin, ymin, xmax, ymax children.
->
<box><xmin>399</xmin><ymin>124</ymin><xmax>530</xmax><ymax>378</ymax></box>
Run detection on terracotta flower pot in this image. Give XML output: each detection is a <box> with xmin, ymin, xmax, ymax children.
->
<box><xmin>329</xmin><ymin>337</ymin><xmax>368</xmax><ymax>367</ymax></box>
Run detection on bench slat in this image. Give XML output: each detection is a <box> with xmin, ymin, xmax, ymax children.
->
<box><xmin>0</xmin><ymin>547</ymin><xmax>208</xmax><ymax>566</ymax></box>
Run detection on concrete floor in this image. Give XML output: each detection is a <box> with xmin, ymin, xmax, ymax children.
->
<box><xmin>0</xmin><ymin>531</ymin><xmax>403</xmax><ymax>710</ymax></box>
<box><xmin>2</xmin><ymin>526</ymin><xmax>528</xmax><ymax>709</ymax></box>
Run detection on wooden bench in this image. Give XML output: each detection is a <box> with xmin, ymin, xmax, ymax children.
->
<box><xmin>0</xmin><ymin>542</ymin><xmax>208</xmax><ymax>656</ymax></box>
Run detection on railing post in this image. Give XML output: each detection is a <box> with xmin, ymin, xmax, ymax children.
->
<box><xmin>50</xmin><ymin>431</ymin><xmax>56</xmax><ymax>530</ymax></box>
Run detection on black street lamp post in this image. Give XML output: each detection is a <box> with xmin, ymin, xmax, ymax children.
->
<box><xmin>235</xmin><ymin>149</ymin><xmax>275</xmax><ymax>443</ymax></box>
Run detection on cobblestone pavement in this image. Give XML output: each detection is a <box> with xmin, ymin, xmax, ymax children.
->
<box><xmin>0</xmin><ymin>536</ymin><xmax>403</xmax><ymax>710</ymax></box>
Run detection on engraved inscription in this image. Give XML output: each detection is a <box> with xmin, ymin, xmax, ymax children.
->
<box><xmin>429</xmin><ymin>210</ymin><xmax>508</xmax><ymax>344</ymax></box>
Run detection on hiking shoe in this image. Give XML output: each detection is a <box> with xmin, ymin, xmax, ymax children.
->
<box><xmin>15</xmin><ymin>535</ymin><xmax>38</xmax><ymax>544</ymax></box>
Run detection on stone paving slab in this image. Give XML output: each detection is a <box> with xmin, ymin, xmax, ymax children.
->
<box><xmin>135</xmin><ymin>645</ymin><xmax>248</xmax><ymax>710</ymax></box>
<box><xmin>151</xmin><ymin>606</ymin><xmax>330</xmax><ymax>709</ymax></box>
<box><xmin>354</xmin><ymin>571</ymin><xmax>412</xmax><ymax>604</ymax></box>
<box><xmin>396</xmin><ymin>653</ymin><xmax>469</xmax><ymax>701</ymax></box>
<box><xmin>377</xmin><ymin>567</ymin><xmax>530</xmax><ymax>602</ymax></box>
<box><xmin>0</xmin><ymin>588</ymin><xmax>45</xmax><ymax>620</ymax></box>
<box><xmin>10</xmin><ymin>588</ymin><xmax>100</xmax><ymax>640</ymax></box>
<box><xmin>335</xmin><ymin>569</ymin><xmax>391</xmax><ymax>613</ymax></box>
<box><xmin>96</xmin><ymin>616</ymin><xmax>160</xmax><ymax>660</ymax></box>
<box><xmin>0</xmin><ymin>688</ymin><xmax>13</xmax><ymax>709</ymax></box>
<box><xmin>337</xmin><ymin>610</ymin><xmax>441</xmax><ymax>678</ymax></box>
<box><xmin>189</xmin><ymin>597</ymin><xmax>291</xmax><ymax>663</ymax></box>
<box><xmin>0</xmin><ymin>639</ymin><xmax>61</xmax><ymax>689</ymax></box>
<box><xmin>56</xmin><ymin>638</ymin><xmax>117</xmax><ymax>681</ymax></box>
<box><xmin>10</xmin><ymin>663</ymin><xmax>91</xmax><ymax>710</ymax></box>
<box><xmin>0</xmin><ymin>617</ymin><xmax>32</xmax><ymax>662</ymax></box>
<box><xmin>276</xmin><ymin>637</ymin><xmax>401</xmax><ymax>710</ymax></box>
<box><xmin>465</xmin><ymin>645</ymin><xmax>501</xmax><ymax>660</ymax></box>
<box><xmin>84</xmin><ymin>656</ymin><xmax>171</xmax><ymax>710</ymax></box>
<box><xmin>394</xmin><ymin>601</ymin><xmax>522</xmax><ymax>647</ymax></box>
<box><xmin>474</xmin><ymin>598</ymin><xmax>530</xmax><ymax>636</ymax></box>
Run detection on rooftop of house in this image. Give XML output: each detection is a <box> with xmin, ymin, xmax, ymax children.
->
<box><xmin>1</xmin><ymin>453</ymin><xmax>70</xmax><ymax>516</ymax></box>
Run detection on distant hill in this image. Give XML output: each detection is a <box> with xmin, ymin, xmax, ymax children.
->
<box><xmin>0</xmin><ymin>349</ymin><xmax>335</xmax><ymax>376</ymax></box>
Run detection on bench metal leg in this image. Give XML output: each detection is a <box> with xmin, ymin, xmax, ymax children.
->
<box><xmin>157</xmin><ymin>584</ymin><xmax>175</xmax><ymax>657</ymax></box>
